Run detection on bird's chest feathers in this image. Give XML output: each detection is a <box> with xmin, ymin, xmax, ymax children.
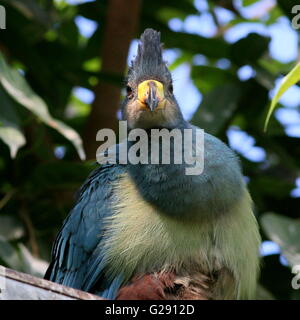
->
<box><xmin>102</xmin><ymin>174</ymin><xmax>222</xmax><ymax>279</ymax></box>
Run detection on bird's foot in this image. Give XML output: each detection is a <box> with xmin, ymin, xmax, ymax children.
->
<box><xmin>116</xmin><ymin>272</ymin><xmax>176</xmax><ymax>300</ymax></box>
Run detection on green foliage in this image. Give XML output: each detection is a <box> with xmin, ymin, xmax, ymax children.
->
<box><xmin>192</xmin><ymin>83</ymin><xmax>241</xmax><ymax>134</ymax></box>
<box><xmin>0</xmin><ymin>0</ymin><xmax>299</xmax><ymax>299</ymax></box>
<box><xmin>264</xmin><ymin>63</ymin><xmax>300</xmax><ymax>131</ymax></box>
<box><xmin>0</xmin><ymin>88</ymin><xmax>26</xmax><ymax>158</ymax></box>
<box><xmin>0</xmin><ymin>53</ymin><xmax>85</xmax><ymax>160</ymax></box>
<box><xmin>261</xmin><ymin>213</ymin><xmax>300</xmax><ymax>267</ymax></box>
<box><xmin>230</xmin><ymin>33</ymin><xmax>270</xmax><ymax>66</ymax></box>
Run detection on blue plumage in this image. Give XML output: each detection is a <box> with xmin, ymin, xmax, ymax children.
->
<box><xmin>45</xmin><ymin>164</ymin><xmax>127</xmax><ymax>296</ymax></box>
<box><xmin>128</xmin><ymin>129</ymin><xmax>244</xmax><ymax>219</ymax></box>
<box><xmin>45</xmin><ymin>29</ymin><xmax>260</xmax><ymax>299</ymax></box>
<box><xmin>45</xmin><ymin>130</ymin><xmax>250</xmax><ymax>298</ymax></box>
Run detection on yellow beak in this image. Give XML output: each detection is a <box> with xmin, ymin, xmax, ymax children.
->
<box><xmin>137</xmin><ymin>80</ymin><xmax>165</xmax><ymax>111</ymax></box>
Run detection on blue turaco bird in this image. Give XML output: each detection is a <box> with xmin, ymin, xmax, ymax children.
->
<box><xmin>45</xmin><ymin>29</ymin><xmax>261</xmax><ymax>300</ymax></box>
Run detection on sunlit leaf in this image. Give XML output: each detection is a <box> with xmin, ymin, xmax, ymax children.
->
<box><xmin>18</xmin><ymin>244</ymin><xmax>49</xmax><ymax>277</ymax></box>
<box><xmin>0</xmin><ymin>86</ymin><xmax>26</xmax><ymax>158</ymax></box>
<box><xmin>0</xmin><ymin>236</ymin><xmax>48</xmax><ymax>277</ymax></box>
<box><xmin>261</xmin><ymin>212</ymin><xmax>300</xmax><ymax>267</ymax></box>
<box><xmin>0</xmin><ymin>215</ymin><xmax>24</xmax><ymax>241</ymax></box>
<box><xmin>242</xmin><ymin>0</ymin><xmax>261</xmax><ymax>6</ymax></box>
<box><xmin>264</xmin><ymin>63</ymin><xmax>300</xmax><ymax>131</ymax></box>
<box><xmin>258</xmin><ymin>58</ymin><xmax>294</xmax><ymax>75</ymax></box>
<box><xmin>0</xmin><ymin>126</ymin><xmax>26</xmax><ymax>158</ymax></box>
<box><xmin>0</xmin><ymin>236</ymin><xmax>23</xmax><ymax>270</ymax></box>
<box><xmin>0</xmin><ymin>52</ymin><xmax>85</xmax><ymax>160</ymax></box>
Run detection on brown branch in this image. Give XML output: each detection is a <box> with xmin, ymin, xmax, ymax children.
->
<box><xmin>83</xmin><ymin>0</ymin><xmax>141</xmax><ymax>159</ymax></box>
<box><xmin>0</xmin><ymin>267</ymin><xmax>104</xmax><ymax>300</ymax></box>
<box><xmin>19</xmin><ymin>203</ymin><xmax>39</xmax><ymax>258</ymax></box>
<box><xmin>0</xmin><ymin>189</ymin><xmax>15</xmax><ymax>211</ymax></box>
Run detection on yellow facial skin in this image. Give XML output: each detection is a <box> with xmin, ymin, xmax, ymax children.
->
<box><xmin>125</xmin><ymin>79</ymin><xmax>179</xmax><ymax>129</ymax></box>
<box><xmin>137</xmin><ymin>80</ymin><xmax>166</xmax><ymax>110</ymax></box>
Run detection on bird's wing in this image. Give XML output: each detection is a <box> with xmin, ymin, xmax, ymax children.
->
<box><xmin>45</xmin><ymin>163</ymin><xmax>126</xmax><ymax>298</ymax></box>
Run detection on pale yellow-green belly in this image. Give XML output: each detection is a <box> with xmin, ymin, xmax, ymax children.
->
<box><xmin>101</xmin><ymin>173</ymin><xmax>260</xmax><ymax>299</ymax></box>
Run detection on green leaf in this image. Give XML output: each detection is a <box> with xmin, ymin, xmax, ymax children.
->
<box><xmin>58</xmin><ymin>20</ymin><xmax>80</xmax><ymax>47</ymax></box>
<box><xmin>230</xmin><ymin>33</ymin><xmax>270</xmax><ymax>66</ymax></box>
<box><xmin>264</xmin><ymin>63</ymin><xmax>300</xmax><ymax>131</ymax></box>
<box><xmin>191</xmin><ymin>83</ymin><xmax>241</xmax><ymax>134</ymax></box>
<box><xmin>265</xmin><ymin>6</ymin><xmax>284</xmax><ymax>25</ymax></box>
<box><xmin>0</xmin><ymin>52</ymin><xmax>85</xmax><ymax>160</ymax></box>
<box><xmin>18</xmin><ymin>244</ymin><xmax>48</xmax><ymax>277</ymax></box>
<box><xmin>258</xmin><ymin>58</ymin><xmax>294</xmax><ymax>76</ymax></box>
<box><xmin>242</xmin><ymin>0</ymin><xmax>261</xmax><ymax>6</ymax></box>
<box><xmin>191</xmin><ymin>66</ymin><xmax>236</xmax><ymax>93</ymax></box>
<box><xmin>0</xmin><ymin>236</ymin><xmax>48</xmax><ymax>276</ymax></box>
<box><xmin>0</xmin><ymin>86</ymin><xmax>26</xmax><ymax>158</ymax></box>
<box><xmin>261</xmin><ymin>212</ymin><xmax>300</xmax><ymax>267</ymax></box>
<box><xmin>163</xmin><ymin>32</ymin><xmax>230</xmax><ymax>59</ymax></box>
<box><xmin>0</xmin><ymin>236</ymin><xmax>23</xmax><ymax>270</ymax></box>
<box><xmin>2</xmin><ymin>0</ymin><xmax>53</xmax><ymax>27</ymax></box>
<box><xmin>0</xmin><ymin>126</ymin><xmax>26</xmax><ymax>158</ymax></box>
<box><xmin>0</xmin><ymin>215</ymin><xmax>24</xmax><ymax>241</ymax></box>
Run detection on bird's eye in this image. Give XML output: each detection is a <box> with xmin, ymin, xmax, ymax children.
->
<box><xmin>126</xmin><ymin>86</ymin><xmax>133</xmax><ymax>99</ymax></box>
<box><xmin>168</xmin><ymin>84</ymin><xmax>173</xmax><ymax>94</ymax></box>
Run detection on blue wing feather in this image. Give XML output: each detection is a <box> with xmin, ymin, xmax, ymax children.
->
<box><xmin>45</xmin><ymin>164</ymin><xmax>126</xmax><ymax>298</ymax></box>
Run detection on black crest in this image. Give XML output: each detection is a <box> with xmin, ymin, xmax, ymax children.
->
<box><xmin>134</xmin><ymin>29</ymin><xmax>163</xmax><ymax>68</ymax></box>
<box><xmin>128</xmin><ymin>29</ymin><xmax>171</xmax><ymax>84</ymax></box>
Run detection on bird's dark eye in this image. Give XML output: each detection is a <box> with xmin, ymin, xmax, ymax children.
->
<box><xmin>126</xmin><ymin>86</ymin><xmax>133</xmax><ymax>99</ymax></box>
<box><xmin>168</xmin><ymin>84</ymin><xmax>173</xmax><ymax>94</ymax></box>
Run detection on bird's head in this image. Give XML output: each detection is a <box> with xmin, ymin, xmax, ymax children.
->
<box><xmin>122</xmin><ymin>29</ymin><xmax>184</xmax><ymax>130</ymax></box>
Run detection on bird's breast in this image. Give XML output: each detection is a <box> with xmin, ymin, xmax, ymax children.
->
<box><xmin>102</xmin><ymin>173</ymin><xmax>226</xmax><ymax>281</ymax></box>
<box><xmin>99</xmin><ymin>170</ymin><xmax>260</xmax><ymax>299</ymax></box>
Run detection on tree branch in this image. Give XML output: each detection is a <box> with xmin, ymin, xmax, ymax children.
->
<box><xmin>83</xmin><ymin>0</ymin><xmax>141</xmax><ymax>159</ymax></box>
